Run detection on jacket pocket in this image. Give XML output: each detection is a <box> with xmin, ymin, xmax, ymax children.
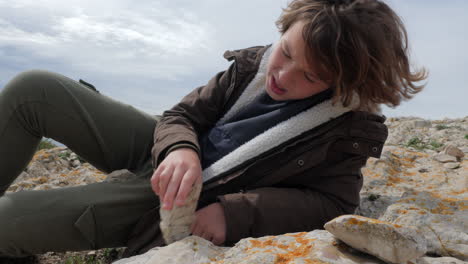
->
<box><xmin>74</xmin><ymin>205</ymin><xmax>97</xmax><ymax>249</ymax></box>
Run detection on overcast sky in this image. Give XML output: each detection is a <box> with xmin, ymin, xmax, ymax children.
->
<box><xmin>0</xmin><ymin>0</ymin><xmax>466</xmax><ymax>119</ymax></box>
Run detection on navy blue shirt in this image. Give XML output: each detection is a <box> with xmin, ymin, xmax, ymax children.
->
<box><xmin>199</xmin><ymin>89</ymin><xmax>333</xmax><ymax>169</ymax></box>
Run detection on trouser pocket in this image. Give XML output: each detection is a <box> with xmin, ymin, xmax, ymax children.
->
<box><xmin>74</xmin><ymin>205</ymin><xmax>98</xmax><ymax>249</ymax></box>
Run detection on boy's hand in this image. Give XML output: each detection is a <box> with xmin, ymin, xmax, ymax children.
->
<box><xmin>151</xmin><ymin>148</ymin><xmax>202</xmax><ymax>210</ymax></box>
<box><xmin>190</xmin><ymin>203</ymin><xmax>226</xmax><ymax>246</ymax></box>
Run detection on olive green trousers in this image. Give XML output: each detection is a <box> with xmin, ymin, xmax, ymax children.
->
<box><xmin>0</xmin><ymin>70</ymin><xmax>160</xmax><ymax>257</ymax></box>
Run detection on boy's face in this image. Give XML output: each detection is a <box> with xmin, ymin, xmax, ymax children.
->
<box><xmin>265</xmin><ymin>20</ymin><xmax>330</xmax><ymax>101</ymax></box>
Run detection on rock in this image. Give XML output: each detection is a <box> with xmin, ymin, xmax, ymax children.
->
<box><xmin>25</xmin><ymin>161</ymin><xmax>50</xmax><ymax>178</ymax></box>
<box><xmin>413</xmin><ymin>120</ymin><xmax>432</xmax><ymax>128</ymax></box>
<box><xmin>356</xmin><ymin>193</ymin><xmax>399</xmax><ymax>219</ymax></box>
<box><xmin>113</xmin><ymin>236</ymin><xmax>228</xmax><ymax>264</ymax></box>
<box><xmin>415</xmin><ymin>256</ymin><xmax>467</xmax><ymax>264</ymax></box>
<box><xmin>433</xmin><ymin>153</ymin><xmax>458</xmax><ymax>163</ymax></box>
<box><xmin>33</xmin><ymin>184</ymin><xmax>54</xmax><ymax>191</ymax></box>
<box><xmin>104</xmin><ymin>169</ymin><xmax>136</xmax><ymax>183</ymax></box>
<box><xmin>114</xmin><ymin>230</ymin><xmax>387</xmax><ymax>264</ymax></box>
<box><xmin>443</xmin><ymin>162</ymin><xmax>460</xmax><ymax>169</ymax></box>
<box><xmin>442</xmin><ymin>145</ymin><xmax>465</xmax><ymax>160</ymax></box>
<box><xmin>324</xmin><ymin>215</ymin><xmax>427</xmax><ymax>263</ymax></box>
<box><xmin>16</xmin><ymin>171</ymin><xmax>31</xmax><ymax>180</ymax></box>
<box><xmin>71</xmin><ymin>159</ymin><xmax>81</xmax><ymax>167</ymax></box>
<box><xmin>160</xmin><ymin>179</ymin><xmax>202</xmax><ymax>244</ymax></box>
<box><xmin>380</xmin><ymin>192</ymin><xmax>468</xmax><ymax>261</ymax></box>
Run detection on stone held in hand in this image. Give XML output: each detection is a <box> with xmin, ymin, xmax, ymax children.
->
<box><xmin>324</xmin><ymin>215</ymin><xmax>427</xmax><ymax>264</ymax></box>
<box><xmin>159</xmin><ymin>180</ymin><xmax>202</xmax><ymax>244</ymax></box>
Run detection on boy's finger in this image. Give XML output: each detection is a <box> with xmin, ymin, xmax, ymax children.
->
<box><xmin>203</xmin><ymin>232</ymin><xmax>213</xmax><ymax>242</ymax></box>
<box><xmin>150</xmin><ymin>170</ymin><xmax>161</xmax><ymax>195</ymax></box>
<box><xmin>158</xmin><ymin>166</ymin><xmax>174</xmax><ymax>200</ymax></box>
<box><xmin>175</xmin><ymin>169</ymin><xmax>200</xmax><ymax>206</ymax></box>
<box><xmin>192</xmin><ymin>224</ymin><xmax>202</xmax><ymax>237</ymax></box>
<box><xmin>190</xmin><ymin>219</ymin><xmax>199</xmax><ymax>235</ymax></box>
<box><xmin>151</xmin><ymin>164</ymin><xmax>164</xmax><ymax>180</ymax></box>
<box><xmin>163</xmin><ymin>166</ymin><xmax>185</xmax><ymax>210</ymax></box>
<box><xmin>212</xmin><ymin>235</ymin><xmax>224</xmax><ymax>246</ymax></box>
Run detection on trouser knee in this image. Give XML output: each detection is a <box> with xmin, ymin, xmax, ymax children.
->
<box><xmin>2</xmin><ymin>70</ymin><xmax>61</xmax><ymax>102</ymax></box>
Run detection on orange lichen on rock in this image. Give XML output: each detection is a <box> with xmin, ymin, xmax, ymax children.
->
<box><xmin>346</xmin><ymin>216</ymin><xmax>402</xmax><ymax>228</ymax></box>
<box><xmin>403</xmin><ymin>171</ymin><xmax>417</xmax><ymax>177</ymax></box>
<box><xmin>303</xmin><ymin>259</ymin><xmax>328</xmax><ymax>264</ymax></box>
<box><xmin>362</xmin><ymin>168</ymin><xmax>381</xmax><ymax>179</ymax></box>
<box><xmin>249</xmin><ymin>237</ymin><xmax>275</xmax><ymax>248</ymax></box>
<box><xmin>346</xmin><ymin>217</ymin><xmax>365</xmax><ymax>226</ymax></box>
<box><xmin>245</xmin><ymin>233</ymin><xmax>319</xmax><ymax>264</ymax></box>
<box><xmin>430</xmin><ymin>202</ymin><xmax>454</xmax><ymax>215</ymax></box>
<box><xmin>274</xmin><ymin>243</ymin><xmax>314</xmax><ymax>264</ymax></box>
<box><xmin>429</xmin><ymin>192</ymin><xmax>468</xmax><ymax>203</ymax></box>
<box><xmin>449</xmin><ymin>189</ymin><xmax>466</xmax><ymax>195</ymax></box>
<box><xmin>388</xmin><ymin>176</ymin><xmax>405</xmax><ymax>183</ymax></box>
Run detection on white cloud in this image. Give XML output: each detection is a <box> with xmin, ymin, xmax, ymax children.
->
<box><xmin>0</xmin><ymin>19</ymin><xmax>58</xmax><ymax>46</ymax></box>
<box><xmin>0</xmin><ymin>0</ymin><xmax>215</xmax><ymax>80</ymax></box>
<box><xmin>0</xmin><ymin>0</ymin><xmax>466</xmax><ymax>118</ymax></box>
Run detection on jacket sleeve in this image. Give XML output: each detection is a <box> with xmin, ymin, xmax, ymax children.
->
<box><xmin>216</xmin><ymin>150</ymin><xmax>368</xmax><ymax>246</ymax></box>
<box><xmin>151</xmin><ymin>62</ymin><xmax>236</xmax><ymax>167</ymax></box>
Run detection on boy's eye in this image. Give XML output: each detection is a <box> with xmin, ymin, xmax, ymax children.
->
<box><xmin>281</xmin><ymin>48</ymin><xmax>291</xmax><ymax>59</ymax></box>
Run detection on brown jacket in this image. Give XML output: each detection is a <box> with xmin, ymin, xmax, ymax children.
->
<box><xmin>123</xmin><ymin>45</ymin><xmax>388</xmax><ymax>257</ymax></box>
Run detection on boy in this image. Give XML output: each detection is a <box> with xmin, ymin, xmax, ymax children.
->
<box><xmin>0</xmin><ymin>0</ymin><xmax>425</xmax><ymax>260</ymax></box>
<box><xmin>128</xmin><ymin>0</ymin><xmax>426</xmax><ymax>256</ymax></box>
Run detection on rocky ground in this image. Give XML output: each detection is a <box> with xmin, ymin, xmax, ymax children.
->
<box><xmin>6</xmin><ymin>116</ymin><xmax>468</xmax><ymax>263</ymax></box>
<box><xmin>7</xmin><ymin>148</ymin><xmax>126</xmax><ymax>264</ymax></box>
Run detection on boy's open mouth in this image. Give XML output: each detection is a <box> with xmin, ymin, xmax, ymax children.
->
<box><xmin>270</xmin><ymin>76</ymin><xmax>286</xmax><ymax>95</ymax></box>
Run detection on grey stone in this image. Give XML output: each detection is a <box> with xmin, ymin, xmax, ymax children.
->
<box><xmin>71</xmin><ymin>159</ymin><xmax>81</xmax><ymax>167</ymax></box>
<box><xmin>434</xmin><ymin>153</ymin><xmax>458</xmax><ymax>163</ymax></box>
<box><xmin>444</xmin><ymin>162</ymin><xmax>460</xmax><ymax>169</ymax></box>
<box><xmin>414</xmin><ymin>120</ymin><xmax>432</xmax><ymax>128</ymax></box>
<box><xmin>324</xmin><ymin>215</ymin><xmax>426</xmax><ymax>263</ymax></box>
<box><xmin>104</xmin><ymin>169</ymin><xmax>136</xmax><ymax>183</ymax></box>
<box><xmin>415</xmin><ymin>256</ymin><xmax>467</xmax><ymax>264</ymax></box>
<box><xmin>443</xmin><ymin>145</ymin><xmax>465</xmax><ymax>160</ymax></box>
<box><xmin>380</xmin><ymin>192</ymin><xmax>468</xmax><ymax>261</ymax></box>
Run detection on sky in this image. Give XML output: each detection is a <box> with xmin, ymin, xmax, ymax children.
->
<box><xmin>0</xmin><ymin>0</ymin><xmax>467</xmax><ymax>120</ymax></box>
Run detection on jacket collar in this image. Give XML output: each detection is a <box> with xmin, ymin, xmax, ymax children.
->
<box><xmin>202</xmin><ymin>45</ymin><xmax>360</xmax><ymax>183</ymax></box>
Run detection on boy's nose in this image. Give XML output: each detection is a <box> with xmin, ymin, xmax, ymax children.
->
<box><xmin>278</xmin><ymin>66</ymin><xmax>294</xmax><ymax>87</ymax></box>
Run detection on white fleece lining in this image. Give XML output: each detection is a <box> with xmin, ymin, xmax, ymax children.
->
<box><xmin>202</xmin><ymin>44</ymin><xmax>359</xmax><ymax>182</ymax></box>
